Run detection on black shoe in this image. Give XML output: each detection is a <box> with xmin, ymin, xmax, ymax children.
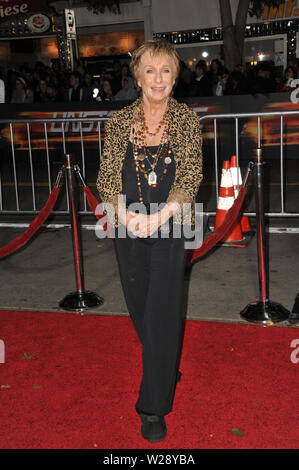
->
<box><xmin>288</xmin><ymin>311</ymin><xmax>299</xmax><ymax>325</ymax></box>
<box><xmin>136</xmin><ymin>409</ymin><xmax>167</xmax><ymax>443</ymax></box>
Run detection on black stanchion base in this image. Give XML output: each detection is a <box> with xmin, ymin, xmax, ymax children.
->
<box><xmin>216</xmin><ymin>230</ymin><xmax>254</xmax><ymax>248</ymax></box>
<box><xmin>59</xmin><ymin>291</ymin><xmax>104</xmax><ymax>312</ymax></box>
<box><xmin>240</xmin><ymin>300</ymin><xmax>290</xmax><ymax>325</ymax></box>
<box><xmin>288</xmin><ymin>293</ymin><xmax>299</xmax><ymax>325</ymax></box>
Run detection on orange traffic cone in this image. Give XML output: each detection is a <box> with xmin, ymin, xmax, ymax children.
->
<box><xmin>230</xmin><ymin>155</ymin><xmax>254</xmax><ymax>236</ymax></box>
<box><xmin>215</xmin><ymin>160</ymin><xmax>246</xmax><ymax>247</ymax></box>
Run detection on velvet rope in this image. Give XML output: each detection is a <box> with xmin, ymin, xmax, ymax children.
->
<box><xmin>0</xmin><ymin>186</ymin><xmax>61</xmax><ymax>259</ymax></box>
<box><xmin>83</xmin><ymin>186</ymin><xmax>113</xmax><ymax>238</ymax></box>
<box><xmin>187</xmin><ymin>185</ymin><xmax>248</xmax><ymax>265</ymax></box>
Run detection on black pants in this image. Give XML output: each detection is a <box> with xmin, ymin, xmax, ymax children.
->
<box><xmin>114</xmin><ymin>228</ymin><xmax>188</xmax><ymax>416</ymax></box>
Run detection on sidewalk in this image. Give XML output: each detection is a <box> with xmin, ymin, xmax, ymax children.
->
<box><xmin>0</xmin><ymin>224</ymin><xmax>298</xmax><ymax>326</ymax></box>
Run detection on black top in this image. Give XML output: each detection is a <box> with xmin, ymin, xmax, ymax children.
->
<box><xmin>70</xmin><ymin>87</ymin><xmax>82</xmax><ymax>102</ymax></box>
<box><xmin>122</xmin><ymin>141</ymin><xmax>175</xmax><ymax>213</ymax></box>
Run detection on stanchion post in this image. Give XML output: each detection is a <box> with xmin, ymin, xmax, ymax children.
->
<box><xmin>289</xmin><ymin>295</ymin><xmax>299</xmax><ymax>324</ymax></box>
<box><xmin>59</xmin><ymin>154</ymin><xmax>103</xmax><ymax>312</ymax></box>
<box><xmin>240</xmin><ymin>148</ymin><xmax>290</xmax><ymax>325</ymax></box>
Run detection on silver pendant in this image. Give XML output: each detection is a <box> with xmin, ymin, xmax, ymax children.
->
<box><xmin>148</xmin><ymin>171</ymin><xmax>157</xmax><ymax>186</ymax></box>
<box><xmin>164</xmin><ymin>156</ymin><xmax>172</xmax><ymax>165</ymax></box>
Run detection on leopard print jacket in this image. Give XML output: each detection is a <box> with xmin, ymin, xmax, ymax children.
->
<box><xmin>96</xmin><ymin>96</ymin><xmax>203</xmax><ymax>227</ymax></box>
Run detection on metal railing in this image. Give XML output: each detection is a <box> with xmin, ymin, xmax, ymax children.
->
<box><xmin>198</xmin><ymin>110</ymin><xmax>299</xmax><ymax>218</ymax></box>
<box><xmin>0</xmin><ymin>116</ymin><xmax>108</xmax><ymax>216</ymax></box>
<box><xmin>0</xmin><ymin>110</ymin><xmax>298</xmax><ymax>223</ymax></box>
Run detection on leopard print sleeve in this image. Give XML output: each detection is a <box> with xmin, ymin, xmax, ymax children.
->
<box><xmin>96</xmin><ymin>115</ymin><xmax>125</xmax><ymax>225</ymax></box>
<box><xmin>166</xmin><ymin>107</ymin><xmax>203</xmax><ymax>222</ymax></box>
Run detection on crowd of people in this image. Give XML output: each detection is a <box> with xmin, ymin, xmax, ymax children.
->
<box><xmin>175</xmin><ymin>56</ymin><xmax>299</xmax><ymax>97</ymax></box>
<box><xmin>0</xmin><ymin>56</ymin><xmax>298</xmax><ymax>104</ymax></box>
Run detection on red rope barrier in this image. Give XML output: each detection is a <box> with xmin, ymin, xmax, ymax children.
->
<box><xmin>0</xmin><ymin>178</ymin><xmax>247</xmax><ymax>260</ymax></box>
<box><xmin>83</xmin><ymin>186</ymin><xmax>114</xmax><ymax>238</ymax></box>
<box><xmin>187</xmin><ymin>186</ymin><xmax>248</xmax><ymax>264</ymax></box>
<box><xmin>0</xmin><ymin>186</ymin><xmax>61</xmax><ymax>259</ymax></box>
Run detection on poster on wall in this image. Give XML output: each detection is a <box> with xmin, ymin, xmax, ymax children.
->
<box><xmin>1</xmin><ymin>93</ymin><xmax>299</xmax><ymax>161</ymax></box>
<box><xmin>79</xmin><ymin>30</ymin><xmax>145</xmax><ymax>57</ymax></box>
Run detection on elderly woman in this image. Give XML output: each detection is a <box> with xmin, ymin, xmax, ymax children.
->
<box><xmin>96</xmin><ymin>39</ymin><xmax>203</xmax><ymax>443</ymax></box>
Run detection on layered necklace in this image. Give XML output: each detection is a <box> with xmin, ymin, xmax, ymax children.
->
<box><xmin>131</xmin><ymin>101</ymin><xmax>172</xmax><ymax>203</ymax></box>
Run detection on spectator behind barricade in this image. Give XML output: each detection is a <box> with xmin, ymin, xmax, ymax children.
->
<box><xmin>25</xmin><ymin>69</ymin><xmax>37</xmax><ymax>92</ymax></box>
<box><xmin>65</xmin><ymin>71</ymin><xmax>93</xmax><ymax>102</ymax></box>
<box><xmin>207</xmin><ymin>59</ymin><xmax>223</xmax><ymax>95</ymax></box>
<box><xmin>102</xmin><ymin>69</ymin><xmax>115</xmax><ymax>82</ymax></box>
<box><xmin>97</xmin><ymin>79</ymin><xmax>114</xmax><ymax>101</ymax></box>
<box><xmin>215</xmin><ymin>67</ymin><xmax>230</xmax><ymax>96</ymax></box>
<box><xmin>52</xmin><ymin>60</ymin><xmax>61</xmax><ymax>75</ymax></box>
<box><xmin>251</xmin><ymin>63</ymin><xmax>277</xmax><ymax>94</ymax></box>
<box><xmin>82</xmin><ymin>72</ymin><xmax>95</xmax><ymax>101</ymax></box>
<box><xmin>0</xmin><ymin>69</ymin><xmax>5</xmax><ymax>103</ymax></box>
<box><xmin>276</xmin><ymin>66</ymin><xmax>297</xmax><ymax>92</ymax></box>
<box><xmin>174</xmin><ymin>64</ymin><xmax>194</xmax><ymax>98</ymax></box>
<box><xmin>46</xmin><ymin>84</ymin><xmax>59</xmax><ymax>102</ymax></box>
<box><xmin>114</xmin><ymin>77</ymin><xmax>138</xmax><ymax>101</ymax></box>
<box><xmin>121</xmin><ymin>63</ymin><xmax>134</xmax><ymax>90</ymax></box>
<box><xmin>65</xmin><ymin>71</ymin><xmax>82</xmax><ymax>101</ymax></box>
<box><xmin>10</xmin><ymin>76</ymin><xmax>34</xmax><ymax>103</ymax></box>
<box><xmin>224</xmin><ymin>70</ymin><xmax>248</xmax><ymax>95</ymax></box>
<box><xmin>191</xmin><ymin>60</ymin><xmax>213</xmax><ymax>97</ymax></box>
<box><xmin>287</xmin><ymin>57</ymin><xmax>299</xmax><ymax>76</ymax></box>
<box><xmin>35</xmin><ymin>76</ymin><xmax>50</xmax><ymax>102</ymax></box>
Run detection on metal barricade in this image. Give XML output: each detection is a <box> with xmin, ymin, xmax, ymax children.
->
<box><xmin>0</xmin><ymin>116</ymin><xmax>108</xmax><ymax>218</ymax></box>
<box><xmin>199</xmin><ymin>110</ymin><xmax>299</xmax><ymax>219</ymax></box>
<box><xmin>0</xmin><ymin>110</ymin><xmax>299</xmax><ymax>226</ymax></box>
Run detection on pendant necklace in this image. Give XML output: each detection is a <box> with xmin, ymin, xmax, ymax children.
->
<box><xmin>131</xmin><ymin>101</ymin><xmax>171</xmax><ymax>202</ymax></box>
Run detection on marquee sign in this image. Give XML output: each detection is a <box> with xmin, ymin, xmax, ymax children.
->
<box><xmin>262</xmin><ymin>0</ymin><xmax>299</xmax><ymax>21</ymax></box>
<box><xmin>0</xmin><ymin>0</ymin><xmax>50</xmax><ymax>22</ymax></box>
<box><xmin>64</xmin><ymin>8</ymin><xmax>76</xmax><ymax>39</ymax></box>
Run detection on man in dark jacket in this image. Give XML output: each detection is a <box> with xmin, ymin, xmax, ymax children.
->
<box><xmin>65</xmin><ymin>71</ymin><xmax>93</xmax><ymax>102</ymax></box>
<box><xmin>191</xmin><ymin>60</ymin><xmax>213</xmax><ymax>97</ymax></box>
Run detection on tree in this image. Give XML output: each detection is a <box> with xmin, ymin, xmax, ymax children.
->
<box><xmin>48</xmin><ymin>0</ymin><xmax>122</xmax><ymax>14</ymax></box>
<box><xmin>220</xmin><ymin>0</ymin><xmax>285</xmax><ymax>71</ymax></box>
<box><xmin>84</xmin><ymin>0</ymin><xmax>121</xmax><ymax>14</ymax></box>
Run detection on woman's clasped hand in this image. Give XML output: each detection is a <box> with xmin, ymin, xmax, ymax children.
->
<box><xmin>117</xmin><ymin>208</ymin><xmax>162</xmax><ymax>238</ymax></box>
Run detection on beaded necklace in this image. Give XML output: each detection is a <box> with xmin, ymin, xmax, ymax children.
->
<box><xmin>131</xmin><ymin>101</ymin><xmax>172</xmax><ymax>203</ymax></box>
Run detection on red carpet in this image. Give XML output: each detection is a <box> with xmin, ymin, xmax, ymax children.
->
<box><xmin>0</xmin><ymin>309</ymin><xmax>299</xmax><ymax>449</ymax></box>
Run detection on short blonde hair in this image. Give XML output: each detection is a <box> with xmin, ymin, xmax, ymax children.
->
<box><xmin>130</xmin><ymin>39</ymin><xmax>180</xmax><ymax>84</ymax></box>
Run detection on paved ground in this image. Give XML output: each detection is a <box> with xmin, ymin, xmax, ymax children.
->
<box><xmin>0</xmin><ymin>221</ymin><xmax>298</xmax><ymax>327</ymax></box>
